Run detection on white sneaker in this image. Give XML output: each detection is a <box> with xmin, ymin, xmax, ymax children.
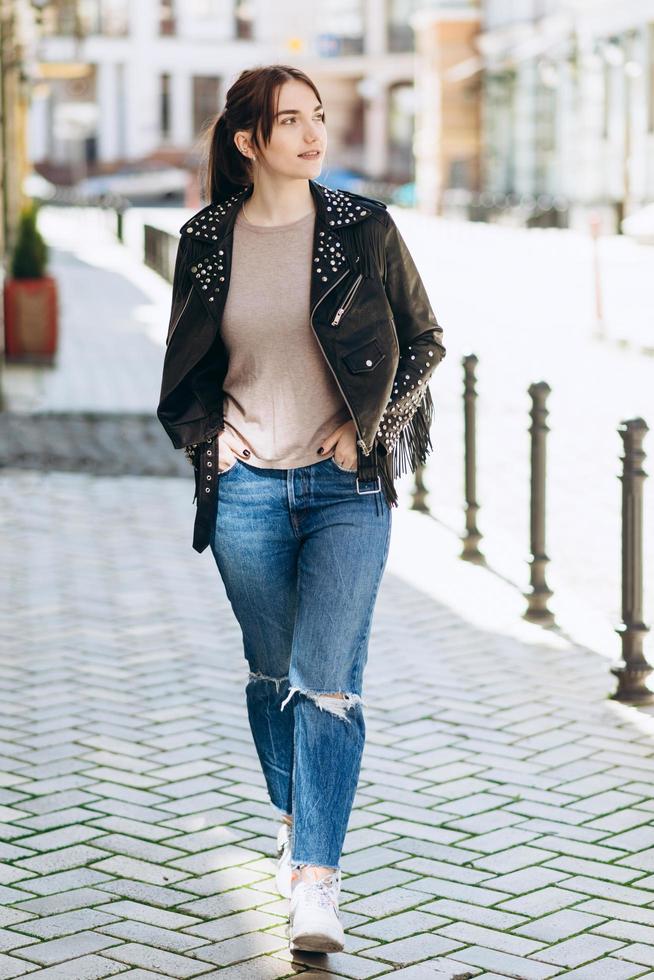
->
<box><xmin>275</xmin><ymin>821</ymin><xmax>292</xmax><ymax>899</ymax></box>
<box><xmin>289</xmin><ymin>868</ymin><xmax>344</xmax><ymax>953</ymax></box>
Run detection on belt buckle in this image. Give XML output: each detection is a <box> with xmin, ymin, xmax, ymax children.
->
<box><xmin>356</xmin><ymin>476</ymin><xmax>381</xmax><ymax>495</ymax></box>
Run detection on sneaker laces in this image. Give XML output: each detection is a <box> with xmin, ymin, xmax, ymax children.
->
<box><xmin>294</xmin><ymin>872</ymin><xmax>339</xmax><ymax>911</ymax></box>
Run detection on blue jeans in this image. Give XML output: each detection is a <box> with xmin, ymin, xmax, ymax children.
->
<box><xmin>209</xmin><ymin>454</ymin><xmax>392</xmax><ymax>870</ymax></box>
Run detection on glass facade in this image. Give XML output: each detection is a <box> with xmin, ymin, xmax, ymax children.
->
<box><xmin>315</xmin><ymin>0</ymin><xmax>364</xmax><ymax>57</ymax></box>
<box><xmin>42</xmin><ymin>0</ymin><xmax>128</xmax><ymax>37</ymax></box>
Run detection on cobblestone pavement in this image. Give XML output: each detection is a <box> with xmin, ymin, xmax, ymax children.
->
<box><xmin>2</xmin><ymin>468</ymin><xmax>654</xmax><ymax>980</ymax></box>
<box><xmin>0</xmin><ymin>413</ymin><xmax>187</xmax><ymax>478</ymax></box>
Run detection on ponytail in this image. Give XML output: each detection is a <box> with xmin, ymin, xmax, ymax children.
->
<box><xmin>203</xmin><ymin>111</ymin><xmax>251</xmax><ymax>203</ymax></box>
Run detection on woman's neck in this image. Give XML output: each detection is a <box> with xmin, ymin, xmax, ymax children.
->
<box><xmin>243</xmin><ymin>179</ymin><xmax>314</xmax><ymax>227</ymax></box>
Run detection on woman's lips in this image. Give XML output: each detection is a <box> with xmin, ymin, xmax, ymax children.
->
<box><xmin>299</xmin><ymin>151</ymin><xmax>321</xmax><ymax>158</ymax></box>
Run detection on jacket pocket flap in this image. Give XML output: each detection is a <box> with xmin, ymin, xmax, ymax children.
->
<box><xmin>343</xmin><ymin>338</ymin><xmax>386</xmax><ymax>374</ymax></box>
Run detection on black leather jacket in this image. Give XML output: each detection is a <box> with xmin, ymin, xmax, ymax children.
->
<box><xmin>157</xmin><ymin>179</ymin><xmax>446</xmax><ymax>552</ymax></box>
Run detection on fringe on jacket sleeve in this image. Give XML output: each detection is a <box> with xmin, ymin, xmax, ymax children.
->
<box><xmin>375</xmin><ymin>327</ymin><xmax>445</xmax><ymax>481</ymax></box>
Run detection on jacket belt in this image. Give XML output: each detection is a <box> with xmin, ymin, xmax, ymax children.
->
<box><xmin>355</xmin><ymin>442</ymin><xmax>381</xmax><ymax>495</ymax></box>
<box><xmin>192</xmin><ymin>434</ymin><xmax>218</xmax><ymax>553</ymax></box>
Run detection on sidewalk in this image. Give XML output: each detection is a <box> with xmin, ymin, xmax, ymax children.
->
<box><xmin>2</xmin><ymin>206</ymin><xmax>654</xmax><ymax>978</ymax></box>
<box><xmin>2</xmin><ymin>469</ymin><xmax>654</xmax><ymax>979</ymax></box>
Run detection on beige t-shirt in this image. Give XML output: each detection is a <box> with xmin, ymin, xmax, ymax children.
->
<box><xmin>219</xmin><ymin>204</ymin><xmax>351</xmax><ymax>468</ymax></box>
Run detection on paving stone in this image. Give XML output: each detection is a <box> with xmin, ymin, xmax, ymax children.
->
<box><xmin>557</xmin><ymin>876</ymin><xmax>654</xmax><ymax>905</ymax></box>
<box><xmin>94</xmin><ymin>900</ymin><xmax>199</xmax><ymax>930</ymax></box>
<box><xmin>448</xmin><ymin>945</ymin><xmax>561</xmax><ymax>979</ymax></box>
<box><xmin>371</xmin><ymin>962</ymin><xmax>480</xmax><ymax>979</ymax></box>
<box><xmin>13</xmin><ymin>847</ymin><xmax>109</xmax><ymax>876</ymax></box>
<box><xmin>98</xmin><ymin>919</ymin><xmax>210</xmax><ymax>952</ymax></box>
<box><xmin>105</xmin><ymin>972</ymin><xmax>171</xmax><ymax>980</ymax></box>
<box><xmin>14</xmin><ymin>870</ymin><xmax>111</xmax><ymax>897</ymax></box>
<box><xmin>286</xmin><ymin>947</ymin><xmax>392</xmax><ymax>977</ymax></box>
<box><xmin>515</xmin><ymin>908</ymin><xmax>607</xmax><ymax>942</ymax></box>
<box><xmin>182</xmin><ymin>930</ymin><xmax>288</xmax><ymax>967</ymax></box>
<box><xmin>0</xmin><ymin>929</ymin><xmax>36</xmax><ymax>953</ymax></box>
<box><xmin>11</xmin><ymin>955</ymin><xmax>125</xmax><ymax>979</ymax></box>
<box><xmin>561</xmin><ymin>961</ymin><xmax>648</xmax><ymax>980</ymax></box>
<box><xmin>361</xmin><ymin>931</ymin><xmax>463</xmax><ymax>965</ymax></box>
<box><xmin>498</xmin><ymin>886</ymin><xmax>590</xmax><ymax>917</ymax></box>
<box><xmin>14</xmin><ymin>932</ymin><xmax>122</xmax><ymax>966</ymax></box>
<box><xmin>436</xmin><ymin>921</ymin><xmax>544</xmax><ymax>956</ymax></box>
<box><xmin>394</xmin><ymin>857</ymin><xmax>491</xmax><ymax>885</ymax></box>
<box><xmin>613</xmin><ymin>945</ymin><xmax>654</xmax><ymax>968</ymax></box>
<box><xmin>94</xmin><ymin>879</ymin><xmax>196</xmax><ymax>907</ymax></box>
<box><xmin>341</xmin><ymin>886</ymin><xmax>429</xmax><ymax>918</ymax></box>
<box><xmin>403</xmin><ymin>879</ymin><xmax>511</xmax><ymax>906</ymax></box>
<box><xmin>10</xmin><ymin>909</ymin><xmax>118</xmax><ymax>940</ymax></box>
<box><xmin>422</xmin><ymin>898</ymin><xmax>527</xmax><ymax>930</ymax></box>
<box><xmin>531</xmin><ymin>932</ymin><xmax>626</xmax><ymax>967</ymax></box>
<box><xmin>181</xmin><ymin>909</ymin><xmax>285</xmax><ymax>942</ymax></box>
<box><xmin>187</xmin><ymin>958</ymin><xmax>297</xmax><ymax>980</ymax></box>
<box><xmin>0</xmin><ymin>952</ymin><xmax>38</xmax><ymax>978</ymax></box>
<box><xmin>350</xmin><ymin>909</ymin><xmax>448</xmax><ymax>942</ymax></box>
<box><xmin>101</xmin><ymin>942</ymin><xmax>215</xmax><ymax>976</ymax></box>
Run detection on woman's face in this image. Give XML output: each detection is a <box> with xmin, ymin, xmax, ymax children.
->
<box><xmin>239</xmin><ymin>79</ymin><xmax>327</xmax><ymax>180</ymax></box>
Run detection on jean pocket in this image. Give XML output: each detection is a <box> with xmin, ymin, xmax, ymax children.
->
<box><xmin>330</xmin><ymin>456</ymin><xmax>357</xmax><ymax>474</ymax></box>
<box><xmin>218</xmin><ymin>458</ymin><xmax>240</xmax><ymax>476</ymax></box>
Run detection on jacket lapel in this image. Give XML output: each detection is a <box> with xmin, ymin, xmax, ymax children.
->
<box><xmin>179</xmin><ymin>180</ymin><xmax>377</xmax><ymax>325</ymax></box>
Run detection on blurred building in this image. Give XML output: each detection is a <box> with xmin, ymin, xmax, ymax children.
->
<box><xmin>411</xmin><ymin>1</ymin><xmax>482</xmax><ymax>214</ymax></box>
<box><xmin>1</xmin><ymin>0</ymin><xmax>37</xmax><ymax>261</ymax></box>
<box><xmin>28</xmin><ymin>0</ymin><xmax>428</xmax><ymax>186</ymax></box>
<box><xmin>475</xmin><ymin>0</ymin><xmax>654</xmax><ymax>227</ymax></box>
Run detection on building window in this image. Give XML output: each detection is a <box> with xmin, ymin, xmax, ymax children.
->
<box><xmin>160</xmin><ymin>0</ymin><xmax>176</xmax><ymax>36</ymax></box>
<box><xmin>388</xmin><ymin>83</ymin><xmax>415</xmax><ymax>180</ymax></box>
<box><xmin>44</xmin><ymin>1</ymin><xmax>129</xmax><ymax>37</ymax></box>
<box><xmin>316</xmin><ymin>0</ymin><xmax>364</xmax><ymax>56</ymax></box>
<box><xmin>235</xmin><ymin>0</ymin><xmax>254</xmax><ymax>40</ymax></box>
<box><xmin>160</xmin><ymin>73</ymin><xmax>171</xmax><ymax>140</ymax></box>
<box><xmin>387</xmin><ymin>0</ymin><xmax>415</xmax><ymax>53</ymax></box>
<box><xmin>193</xmin><ymin>76</ymin><xmax>221</xmax><ymax>137</ymax></box>
<box><xmin>189</xmin><ymin>0</ymin><xmax>225</xmax><ymax>17</ymax></box>
<box><xmin>42</xmin><ymin>0</ymin><xmax>81</xmax><ymax>36</ymax></box>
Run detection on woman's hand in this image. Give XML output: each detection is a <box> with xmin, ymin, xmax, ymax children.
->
<box><xmin>218</xmin><ymin>431</ymin><xmax>251</xmax><ymax>472</ymax></box>
<box><xmin>318</xmin><ymin>419</ymin><xmax>358</xmax><ymax>471</ymax></box>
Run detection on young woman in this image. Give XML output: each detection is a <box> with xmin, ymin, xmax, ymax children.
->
<box><xmin>157</xmin><ymin>64</ymin><xmax>446</xmax><ymax>954</ymax></box>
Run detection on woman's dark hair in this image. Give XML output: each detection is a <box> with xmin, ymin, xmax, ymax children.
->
<box><xmin>201</xmin><ymin>65</ymin><xmax>324</xmax><ymax>203</ymax></box>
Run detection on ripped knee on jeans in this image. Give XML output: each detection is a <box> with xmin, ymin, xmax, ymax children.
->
<box><xmin>248</xmin><ymin>670</ymin><xmax>288</xmax><ymax>694</ymax></box>
<box><xmin>279</xmin><ymin>686</ymin><xmax>364</xmax><ymax>723</ymax></box>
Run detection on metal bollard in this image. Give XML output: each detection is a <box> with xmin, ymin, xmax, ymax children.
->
<box><xmin>611</xmin><ymin>418</ymin><xmax>654</xmax><ymax>703</ymax></box>
<box><xmin>523</xmin><ymin>381</ymin><xmax>555</xmax><ymax>625</ymax></box>
<box><xmin>411</xmin><ymin>462</ymin><xmax>429</xmax><ymax>513</ymax></box>
<box><xmin>460</xmin><ymin>354</ymin><xmax>485</xmax><ymax>563</ymax></box>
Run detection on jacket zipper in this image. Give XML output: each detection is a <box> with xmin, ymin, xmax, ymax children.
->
<box><xmin>331</xmin><ymin>272</ymin><xmax>363</xmax><ymax>326</ymax></box>
<box><xmin>167</xmin><ymin>285</ymin><xmax>193</xmax><ymax>345</ymax></box>
<box><xmin>310</xmin><ymin>269</ymin><xmax>373</xmax><ymax>456</ymax></box>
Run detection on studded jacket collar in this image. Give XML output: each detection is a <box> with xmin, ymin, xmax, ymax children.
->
<box><xmin>157</xmin><ymin>179</ymin><xmax>446</xmax><ymax>552</ymax></box>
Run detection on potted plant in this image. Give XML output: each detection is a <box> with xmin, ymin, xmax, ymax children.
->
<box><xmin>3</xmin><ymin>200</ymin><xmax>58</xmax><ymax>363</ymax></box>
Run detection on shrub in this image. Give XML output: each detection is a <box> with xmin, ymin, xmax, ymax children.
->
<box><xmin>11</xmin><ymin>201</ymin><xmax>48</xmax><ymax>279</ymax></box>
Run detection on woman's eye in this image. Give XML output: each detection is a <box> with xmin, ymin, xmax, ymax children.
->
<box><xmin>283</xmin><ymin>115</ymin><xmax>325</xmax><ymax>124</ymax></box>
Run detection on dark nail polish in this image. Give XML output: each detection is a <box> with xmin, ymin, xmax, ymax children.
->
<box><xmin>317</xmin><ymin>447</ymin><xmax>324</xmax><ymax>455</ymax></box>
<box><xmin>243</xmin><ymin>449</ymin><xmax>250</xmax><ymax>457</ymax></box>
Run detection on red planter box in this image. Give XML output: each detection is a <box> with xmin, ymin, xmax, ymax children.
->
<box><xmin>3</xmin><ymin>276</ymin><xmax>58</xmax><ymax>363</ymax></box>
